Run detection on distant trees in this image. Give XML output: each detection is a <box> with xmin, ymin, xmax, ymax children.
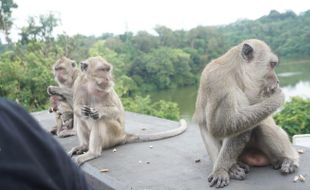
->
<box><xmin>20</xmin><ymin>14</ymin><xmax>59</xmax><ymax>44</ymax></box>
<box><xmin>130</xmin><ymin>47</ymin><xmax>194</xmax><ymax>90</ymax></box>
<box><xmin>0</xmin><ymin>0</ymin><xmax>17</xmax><ymax>43</ymax></box>
<box><xmin>222</xmin><ymin>10</ymin><xmax>310</xmax><ymax>58</ymax></box>
<box><xmin>1</xmin><ymin>7</ymin><xmax>310</xmax><ymax>119</ymax></box>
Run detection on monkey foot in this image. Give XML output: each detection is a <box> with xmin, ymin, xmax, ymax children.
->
<box><xmin>280</xmin><ymin>158</ymin><xmax>298</xmax><ymax>175</ymax></box>
<box><xmin>68</xmin><ymin>145</ymin><xmax>88</xmax><ymax>157</ymax></box>
<box><xmin>208</xmin><ymin>168</ymin><xmax>230</xmax><ymax>188</ymax></box>
<box><xmin>57</xmin><ymin>129</ymin><xmax>76</xmax><ymax>138</ymax></box>
<box><xmin>49</xmin><ymin>126</ymin><xmax>57</xmax><ymax>135</ymax></box>
<box><xmin>229</xmin><ymin>162</ymin><xmax>249</xmax><ymax>180</ymax></box>
<box><xmin>74</xmin><ymin>152</ymin><xmax>100</xmax><ymax>166</ymax></box>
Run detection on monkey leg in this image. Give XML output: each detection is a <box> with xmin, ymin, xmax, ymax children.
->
<box><xmin>209</xmin><ymin>131</ymin><xmax>251</xmax><ymax>188</ymax></box>
<box><xmin>64</xmin><ymin>118</ymin><xmax>74</xmax><ymax>129</ymax></box>
<box><xmin>199</xmin><ymin>125</ymin><xmax>221</xmax><ymax>163</ymax></box>
<box><xmin>254</xmin><ymin>117</ymin><xmax>299</xmax><ymax>175</ymax></box>
<box><xmin>61</xmin><ymin>112</ymin><xmax>73</xmax><ymax>127</ymax></box>
<box><xmin>56</xmin><ymin>114</ymin><xmax>76</xmax><ymax>138</ymax></box>
<box><xmin>49</xmin><ymin>112</ymin><xmax>62</xmax><ymax>135</ymax></box>
<box><xmin>68</xmin><ymin>120</ymin><xmax>89</xmax><ymax>156</ymax></box>
<box><xmin>75</xmin><ymin>122</ymin><xmax>103</xmax><ymax>166</ymax></box>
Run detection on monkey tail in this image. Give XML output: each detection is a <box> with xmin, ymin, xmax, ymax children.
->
<box><xmin>124</xmin><ymin>119</ymin><xmax>187</xmax><ymax>144</ymax></box>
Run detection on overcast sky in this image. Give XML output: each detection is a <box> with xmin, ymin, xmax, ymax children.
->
<box><xmin>11</xmin><ymin>0</ymin><xmax>310</xmax><ymax>37</ymax></box>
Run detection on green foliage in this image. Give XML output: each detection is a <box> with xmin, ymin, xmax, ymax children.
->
<box><xmin>122</xmin><ymin>96</ymin><xmax>180</xmax><ymax>120</ymax></box>
<box><xmin>221</xmin><ymin>10</ymin><xmax>310</xmax><ymax>58</ymax></box>
<box><xmin>129</xmin><ymin>47</ymin><xmax>195</xmax><ymax>90</ymax></box>
<box><xmin>2</xmin><ymin>9</ymin><xmax>310</xmax><ymax>121</ymax></box>
<box><xmin>20</xmin><ymin>14</ymin><xmax>59</xmax><ymax>44</ymax></box>
<box><xmin>274</xmin><ymin>97</ymin><xmax>310</xmax><ymax>137</ymax></box>
<box><xmin>0</xmin><ymin>0</ymin><xmax>18</xmax><ymax>43</ymax></box>
<box><xmin>88</xmin><ymin>40</ymin><xmax>130</xmax><ymax>77</ymax></box>
<box><xmin>115</xmin><ymin>75</ymin><xmax>138</xmax><ymax>97</ymax></box>
<box><xmin>0</xmin><ymin>42</ymin><xmax>56</xmax><ymax>111</ymax></box>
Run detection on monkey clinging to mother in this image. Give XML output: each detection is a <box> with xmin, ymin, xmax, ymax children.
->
<box><xmin>193</xmin><ymin>39</ymin><xmax>299</xmax><ymax>188</ymax></box>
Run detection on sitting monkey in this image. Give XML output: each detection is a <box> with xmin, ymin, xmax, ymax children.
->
<box><xmin>48</xmin><ymin>57</ymin><xmax>80</xmax><ymax>137</ymax></box>
<box><xmin>193</xmin><ymin>39</ymin><xmax>299</xmax><ymax>188</ymax></box>
<box><xmin>48</xmin><ymin>56</ymin><xmax>187</xmax><ymax>165</ymax></box>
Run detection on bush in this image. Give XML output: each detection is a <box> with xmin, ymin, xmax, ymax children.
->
<box><xmin>122</xmin><ymin>95</ymin><xmax>180</xmax><ymax>120</ymax></box>
<box><xmin>274</xmin><ymin>97</ymin><xmax>310</xmax><ymax>137</ymax></box>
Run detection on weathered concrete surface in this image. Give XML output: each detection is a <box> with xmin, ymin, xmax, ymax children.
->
<box><xmin>32</xmin><ymin>111</ymin><xmax>310</xmax><ymax>190</ymax></box>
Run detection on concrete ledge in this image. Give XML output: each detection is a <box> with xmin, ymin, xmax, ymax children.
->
<box><xmin>81</xmin><ymin>163</ymin><xmax>126</xmax><ymax>190</ymax></box>
<box><xmin>293</xmin><ymin>134</ymin><xmax>310</xmax><ymax>147</ymax></box>
<box><xmin>32</xmin><ymin>111</ymin><xmax>310</xmax><ymax>190</ymax></box>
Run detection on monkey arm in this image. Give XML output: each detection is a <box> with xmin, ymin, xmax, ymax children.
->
<box><xmin>208</xmin><ymin>89</ymin><xmax>284</xmax><ymax>138</ymax></box>
<box><xmin>193</xmin><ymin>82</ymin><xmax>208</xmax><ymax>126</ymax></box>
<box><xmin>79</xmin><ymin>105</ymin><xmax>121</xmax><ymax>120</ymax></box>
<box><xmin>47</xmin><ymin>86</ymin><xmax>73</xmax><ymax>108</ymax></box>
<box><xmin>94</xmin><ymin>106</ymin><xmax>121</xmax><ymax>120</ymax></box>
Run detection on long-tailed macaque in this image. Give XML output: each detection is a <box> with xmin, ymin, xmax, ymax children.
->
<box><xmin>48</xmin><ymin>57</ymin><xmax>79</xmax><ymax>137</ymax></box>
<box><xmin>193</xmin><ymin>39</ymin><xmax>299</xmax><ymax>188</ymax></box>
<box><xmin>48</xmin><ymin>56</ymin><xmax>187</xmax><ymax>166</ymax></box>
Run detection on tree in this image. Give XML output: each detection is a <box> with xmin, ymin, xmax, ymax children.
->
<box><xmin>56</xmin><ymin>34</ymin><xmax>97</xmax><ymax>61</ymax></box>
<box><xmin>0</xmin><ymin>0</ymin><xmax>17</xmax><ymax>43</ymax></box>
<box><xmin>131</xmin><ymin>31</ymin><xmax>159</xmax><ymax>53</ymax></box>
<box><xmin>129</xmin><ymin>47</ymin><xmax>194</xmax><ymax>90</ymax></box>
<box><xmin>20</xmin><ymin>13</ymin><xmax>59</xmax><ymax>44</ymax></box>
<box><xmin>154</xmin><ymin>25</ymin><xmax>178</xmax><ymax>47</ymax></box>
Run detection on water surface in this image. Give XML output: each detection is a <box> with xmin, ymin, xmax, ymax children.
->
<box><xmin>147</xmin><ymin>60</ymin><xmax>310</xmax><ymax>120</ymax></box>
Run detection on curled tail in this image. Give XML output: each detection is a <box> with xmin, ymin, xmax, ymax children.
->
<box><xmin>124</xmin><ymin>119</ymin><xmax>187</xmax><ymax>144</ymax></box>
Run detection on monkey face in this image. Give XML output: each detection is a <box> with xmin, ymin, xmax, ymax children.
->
<box><xmin>53</xmin><ymin>57</ymin><xmax>76</xmax><ymax>86</ymax></box>
<box><xmin>82</xmin><ymin>56</ymin><xmax>114</xmax><ymax>91</ymax></box>
<box><xmin>241</xmin><ymin>39</ymin><xmax>280</xmax><ymax>94</ymax></box>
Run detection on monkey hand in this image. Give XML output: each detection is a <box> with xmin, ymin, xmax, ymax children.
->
<box><xmin>81</xmin><ymin>105</ymin><xmax>99</xmax><ymax>120</ymax></box>
<box><xmin>208</xmin><ymin>168</ymin><xmax>230</xmax><ymax>188</ymax></box>
<box><xmin>47</xmin><ymin>86</ymin><xmax>59</xmax><ymax>95</ymax></box>
<box><xmin>48</xmin><ymin>107</ymin><xmax>54</xmax><ymax>113</ymax></box>
<box><xmin>262</xmin><ymin>81</ymin><xmax>279</xmax><ymax>97</ymax></box>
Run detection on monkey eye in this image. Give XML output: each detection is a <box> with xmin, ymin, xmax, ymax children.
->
<box><xmin>98</xmin><ymin>67</ymin><xmax>110</xmax><ymax>72</ymax></box>
<box><xmin>270</xmin><ymin>61</ymin><xmax>278</xmax><ymax>68</ymax></box>
<box><xmin>55</xmin><ymin>67</ymin><xmax>64</xmax><ymax>71</ymax></box>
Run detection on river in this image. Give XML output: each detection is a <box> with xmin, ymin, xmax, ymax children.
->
<box><xmin>147</xmin><ymin>60</ymin><xmax>310</xmax><ymax>120</ymax></box>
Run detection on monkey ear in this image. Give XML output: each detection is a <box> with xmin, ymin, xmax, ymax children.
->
<box><xmin>242</xmin><ymin>43</ymin><xmax>254</xmax><ymax>61</ymax></box>
<box><xmin>72</xmin><ymin>62</ymin><xmax>76</xmax><ymax>67</ymax></box>
<box><xmin>80</xmin><ymin>62</ymin><xmax>88</xmax><ymax>71</ymax></box>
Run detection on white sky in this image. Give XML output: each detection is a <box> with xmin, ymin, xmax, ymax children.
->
<box><xmin>10</xmin><ymin>0</ymin><xmax>310</xmax><ymax>38</ymax></box>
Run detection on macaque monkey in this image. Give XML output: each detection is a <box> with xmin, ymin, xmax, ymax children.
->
<box><xmin>48</xmin><ymin>56</ymin><xmax>187</xmax><ymax>166</ymax></box>
<box><xmin>48</xmin><ymin>57</ymin><xmax>79</xmax><ymax>137</ymax></box>
<box><xmin>193</xmin><ymin>39</ymin><xmax>299</xmax><ymax>188</ymax></box>
<box><xmin>48</xmin><ymin>95</ymin><xmax>73</xmax><ymax>135</ymax></box>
